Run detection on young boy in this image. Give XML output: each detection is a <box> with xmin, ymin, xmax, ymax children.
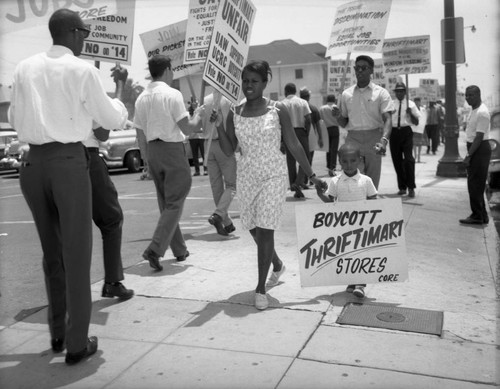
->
<box><xmin>316</xmin><ymin>142</ymin><xmax>377</xmax><ymax>298</ymax></box>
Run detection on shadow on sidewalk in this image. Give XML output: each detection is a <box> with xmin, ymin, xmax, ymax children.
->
<box><xmin>0</xmin><ymin>350</ymin><xmax>103</xmax><ymax>388</ymax></box>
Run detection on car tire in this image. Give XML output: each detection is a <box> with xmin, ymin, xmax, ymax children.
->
<box><xmin>125</xmin><ymin>151</ymin><xmax>141</xmax><ymax>173</ymax></box>
<box><xmin>489</xmin><ymin>171</ymin><xmax>500</xmax><ymax>190</ymax></box>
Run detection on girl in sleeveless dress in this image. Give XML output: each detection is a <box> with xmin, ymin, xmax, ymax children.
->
<box><xmin>213</xmin><ymin>60</ymin><xmax>325</xmax><ymax>310</ymax></box>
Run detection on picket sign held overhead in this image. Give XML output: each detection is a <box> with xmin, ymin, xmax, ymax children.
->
<box><xmin>140</xmin><ymin>19</ymin><xmax>203</xmax><ymax>80</ymax></box>
<box><xmin>184</xmin><ymin>0</ymin><xmax>219</xmax><ymax>65</ymax></box>
<box><xmin>383</xmin><ymin>35</ymin><xmax>431</xmax><ymax>76</ymax></box>
<box><xmin>326</xmin><ymin>0</ymin><xmax>392</xmax><ymax>58</ymax></box>
<box><xmin>0</xmin><ymin>0</ymin><xmax>118</xmax><ymax>35</ymax></box>
<box><xmin>295</xmin><ymin>198</ymin><xmax>408</xmax><ymax>288</ymax></box>
<box><xmin>202</xmin><ymin>0</ymin><xmax>256</xmax><ymax>104</ymax></box>
<box><xmin>326</xmin><ymin>0</ymin><xmax>392</xmax><ymax>93</ymax></box>
<box><xmin>79</xmin><ymin>0</ymin><xmax>136</xmax><ymax>65</ymax></box>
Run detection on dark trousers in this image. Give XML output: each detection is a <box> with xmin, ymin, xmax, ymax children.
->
<box><xmin>425</xmin><ymin>124</ymin><xmax>439</xmax><ymax>153</ymax></box>
<box><xmin>88</xmin><ymin>149</ymin><xmax>124</xmax><ymax>283</ymax></box>
<box><xmin>20</xmin><ymin>142</ymin><xmax>92</xmax><ymax>353</ymax></box>
<box><xmin>285</xmin><ymin>127</ymin><xmax>309</xmax><ymax>187</ymax></box>
<box><xmin>189</xmin><ymin>138</ymin><xmax>205</xmax><ymax>172</ymax></box>
<box><xmin>147</xmin><ymin>141</ymin><xmax>191</xmax><ymax>257</ymax></box>
<box><xmin>466</xmin><ymin>141</ymin><xmax>491</xmax><ymax>221</ymax></box>
<box><xmin>326</xmin><ymin>126</ymin><xmax>340</xmax><ymax>170</ymax></box>
<box><xmin>390</xmin><ymin>126</ymin><xmax>416</xmax><ymax>190</ymax></box>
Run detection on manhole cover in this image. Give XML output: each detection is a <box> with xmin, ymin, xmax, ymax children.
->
<box><xmin>376</xmin><ymin>312</ymin><xmax>406</xmax><ymax>323</ymax></box>
<box><xmin>337</xmin><ymin>303</ymin><xmax>443</xmax><ymax>336</ymax></box>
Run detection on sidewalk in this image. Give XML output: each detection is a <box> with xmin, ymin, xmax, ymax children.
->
<box><xmin>1</xmin><ymin>134</ymin><xmax>499</xmax><ymax>389</ymax></box>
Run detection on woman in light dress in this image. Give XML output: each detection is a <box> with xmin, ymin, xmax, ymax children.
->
<box><xmin>214</xmin><ymin>60</ymin><xmax>324</xmax><ymax>310</ymax></box>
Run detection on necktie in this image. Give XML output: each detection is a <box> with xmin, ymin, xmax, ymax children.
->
<box><xmin>397</xmin><ymin>101</ymin><xmax>402</xmax><ymax>128</ymax></box>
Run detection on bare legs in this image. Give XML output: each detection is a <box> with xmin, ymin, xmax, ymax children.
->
<box><xmin>249</xmin><ymin>227</ymin><xmax>283</xmax><ymax>294</ymax></box>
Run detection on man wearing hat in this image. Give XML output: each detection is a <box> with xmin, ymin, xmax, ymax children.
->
<box><xmin>390</xmin><ymin>82</ymin><xmax>421</xmax><ymax>198</ymax></box>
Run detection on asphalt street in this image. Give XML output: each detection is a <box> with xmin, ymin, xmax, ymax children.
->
<box><xmin>0</xmin><ymin>167</ymin><xmax>229</xmax><ymax>327</ymax></box>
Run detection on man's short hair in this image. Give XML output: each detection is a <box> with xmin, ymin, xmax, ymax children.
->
<box><xmin>326</xmin><ymin>94</ymin><xmax>337</xmax><ymax>103</ymax></box>
<box><xmin>355</xmin><ymin>55</ymin><xmax>374</xmax><ymax>68</ymax></box>
<box><xmin>49</xmin><ymin>8</ymin><xmax>83</xmax><ymax>39</ymax></box>
<box><xmin>284</xmin><ymin>83</ymin><xmax>296</xmax><ymax>95</ymax></box>
<box><xmin>148</xmin><ymin>55</ymin><xmax>172</xmax><ymax>79</ymax></box>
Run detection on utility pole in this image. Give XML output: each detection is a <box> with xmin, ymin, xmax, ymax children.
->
<box><xmin>436</xmin><ymin>0</ymin><xmax>466</xmax><ymax>177</ymax></box>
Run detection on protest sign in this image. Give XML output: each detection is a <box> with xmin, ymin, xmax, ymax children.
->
<box><xmin>0</xmin><ymin>0</ymin><xmax>117</xmax><ymax>35</ymax></box>
<box><xmin>327</xmin><ymin>58</ymin><xmax>386</xmax><ymax>95</ymax></box>
<box><xmin>295</xmin><ymin>198</ymin><xmax>408</xmax><ymax>287</ymax></box>
<box><xmin>326</xmin><ymin>0</ymin><xmax>392</xmax><ymax>57</ymax></box>
<box><xmin>79</xmin><ymin>0</ymin><xmax>135</xmax><ymax>65</ymax></box>
<box><xmin>203</xmin><ymin>0</ymin><xmax>256</xmax><ymax>104</ymax></box>
<box><xmin>418</xmin><ymin>78</ymin><xmax>440</xmax><ymax>105</ymax></box>
<box><xmin>140</xmin><ymin>19</ymin><xmax>204</xmax><ymax>80</ymax></box>
<box><xmin>383</xmin><ymin>35</ymin><xmax>431</xmax><ymax>76</ymax></box>
<box><xmin>184</xmin><ymin>0</ymin><xmax>219</xmax><ymax>65</ymax></box>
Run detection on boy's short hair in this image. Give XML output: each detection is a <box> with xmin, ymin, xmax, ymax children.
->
<box><xmin>338</xmin><ymin>143</ymin><xmax>361</xmax><ymax>158</ymax></box>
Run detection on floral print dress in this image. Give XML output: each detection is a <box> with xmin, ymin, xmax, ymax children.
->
<box><xmin>233</xmin><ymin>102</ymin><xmax>288</xmax><ymax>230</ymax></box>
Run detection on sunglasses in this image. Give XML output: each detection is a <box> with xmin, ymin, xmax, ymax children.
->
<box><xmin>71</xmin><ymin>27</ymin><xmax>90</xmax><ymax>39</ymax></box>
<box><xmin>353</xmin><ymin>65</ymin><xmax>371</xmax><ymax>72</ymax></box>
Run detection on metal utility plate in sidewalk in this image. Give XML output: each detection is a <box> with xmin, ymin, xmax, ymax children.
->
<box><xmin>336</xmin><ymin>303</ymin><xmax>444</xmax><ymax>336</ymax></box>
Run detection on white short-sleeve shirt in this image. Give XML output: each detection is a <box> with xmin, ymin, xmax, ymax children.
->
<box><xmin>327</xmin><ymin>170</ymin><xmax>378</xmax><ymax>201</ymax></box>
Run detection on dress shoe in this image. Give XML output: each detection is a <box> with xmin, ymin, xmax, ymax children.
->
<box><xmin>176</xmin><ymin>250</ymin><xmax>190</xmax><ymax>262</ymax></box>
<box><xmin>328</xmin><ymin>169</ymin><xmax>335</xmax><ymax>177</ymax></box>
<box><xmin>51</xmin><ymin>338</ymin><xmax>65</xmax><ymax>353</ymax></box>
<box><xmin>408</xmin><ymin>189</ymin><xmax>415</xmax><ymax>198</ymax></box>
<box><xmin>208</xmin><ymin>213</ymin><xmax>228</xmax><ymax>236</ymax></box>
<box><xmin>224</xmin><ymin>223</ymin><xmax>236</xmax><ymax>234</ymax></box>
<box><xmin>193</xmin><ymin>171</ymin><xmax>200</xmax><ymax>176</ymax></box>
<box><xmin>65</xmin><ymin>336</ymin><xmax>98</xmax><ymax>365</ymax></box>
<box><xmin>397</xmin><ymin>189</ymin><xmax>407</xmax><ymax>195</ymax></box>
<box><xmin>459</xmin><ymin>217</ymin><xmax>483</xmax><ymax>225</ymax></box>
<box><xmin>142</xmin><ymin>250</ymin><xmax>163</xmax><ymax>271</ymax></box>
<box><xmin>291</xmin><ymin>184</ymin><xmax>304</xmax><ymax>198</ymax></box>
<box><xmin>102</xmin><ymin>282</ymin><xmax>134</xmax><ymax>300</ymax></box>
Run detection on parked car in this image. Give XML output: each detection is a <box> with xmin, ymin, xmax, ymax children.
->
<box><xmin>0</xmin><ymin>123</ymin><xmax>25</xmax><ymax>171</ymax></box>
<box><xmin>99</xmin><ymin>123</ymin><xmax>143</xmax><ymax>173</ymax></box>
<box><xmin>0</xmin><ymin>122</ymin><xmax>194</xmax><ymax>173</ymax></box>
<box><xmin>488</xmin><ymin>111</ymin><xmax>500</xmax><ymax>189</ymax></box>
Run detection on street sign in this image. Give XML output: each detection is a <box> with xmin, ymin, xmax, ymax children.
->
<box><xmin>441</xmin><ymin>16</ymin><xmax>466</xmax><ymax>64</ymax></box>
<box><xmin>295</xmin><ymin>198</ymin><xmax>408</xmax><ymax>287</ymax></box>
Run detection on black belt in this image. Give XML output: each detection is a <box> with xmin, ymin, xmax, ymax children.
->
<box><xmin>294</xmin><ymin>127</ymin><xmax>305</xmax><ymax>130</ymax></box>
<box><xmin>393</xmin><ymin>126</ymin><xmax>411</xmax><ymax>130</ymax></box>
<box><xmin>87</xmin><ymin>147</ymin><xmax>99</xmax><ymax>152</ymax></box>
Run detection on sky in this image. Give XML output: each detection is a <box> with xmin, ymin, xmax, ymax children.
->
<box><xmin>0</xmin><ymin>0</ymin><xmax>499</xmax><ymax>106</ymax></box>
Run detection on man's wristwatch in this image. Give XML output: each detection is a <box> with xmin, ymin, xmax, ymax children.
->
<box><xmin>309</xmin><ymin>173</ymin><xmax>317</xmax><ymax>180</ymax></box>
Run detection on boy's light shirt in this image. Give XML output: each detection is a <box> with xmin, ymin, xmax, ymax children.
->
<box><xmin>326</xmin><ymin>169</ymin><xmax>378</xmax><ymax>201</ymax></box>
